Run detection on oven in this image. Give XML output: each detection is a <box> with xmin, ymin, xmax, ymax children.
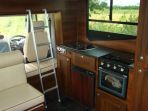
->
<box><xmin>98</xmin><ymin>52</ymin><xmax>134</xmax><ymax>99</ymax></box>
<box><xmin>98</xmin><ymin>67</ymin><xmax>128</xmax><ymax>99</ymax></box>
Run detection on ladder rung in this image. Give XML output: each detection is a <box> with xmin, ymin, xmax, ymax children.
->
<box><xmin>34</xmin><ymin>26</ymin><xmax>48</xmax><ymax>30</ymax></box>
<box><xmin>44</xmin><ymin>86</ymin><xmax>58</xmax><ymax>93</ymax></box>
<box><xmin>41</xmin><ymin>72</ymin><xmax>55</xmax><ymax>78</ymax></box>
<box><xmin>37</xmin><ymin>42</ymin><xmax>51</xmax><ymax>47</ymax></box>
<box><xmin>39</xmin><ymin>57</ymin><xmax>53</xmax><ymax>62</ymax></box>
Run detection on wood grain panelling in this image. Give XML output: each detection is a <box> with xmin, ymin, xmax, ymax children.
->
<box><xmin>88</xmin><ymin>39</ymin><xmax>136</xmax><ymax>53</ymax></box>
<box><xmin>53</xmin><ymin>12</ymin><xmax>63</xmax><ymax>45</ymax></box>
<box><xmin>62</xmin><ymin>1</ymin><xmax>78</xmax><ymax>43</ymax></box>
<box><xmin>0</xmin><ymin>0</ymin><xmax>65</xmax><ymax>14</ymax></box>
<box><xmin>134</xmin><ymin>1</ymin><xmax>148</xmax><ymax>111</ymax></box>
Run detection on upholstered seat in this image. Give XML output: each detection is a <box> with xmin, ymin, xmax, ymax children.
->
<box><xmin>25</xmin><ymin>58</ymin><xmax>57</xmax><ymax>77</ymax></box>
<box><xmin>0</xmin><ymin>51</ymin><xmax>44</xmax><ymax>111</ymax></box>
<box><xmin>23</xmin><ymin>21</ymin><xmax>57</xmax><ymax>77</ymax></box>
<box><xmin>0</xmin><ymin>84</ymin><xmax>44</xmax><ymax>111</ymax></box>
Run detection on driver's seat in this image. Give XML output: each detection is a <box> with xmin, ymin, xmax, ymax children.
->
<box><xmin>0</xmin><ymin>34</ymin><xmax>10</xmax><ymax>53</ymax></box>
<box><xmin>23</xmin><ymin>21</ymin><xmax>57</xmax><ymax>78</ymax></box>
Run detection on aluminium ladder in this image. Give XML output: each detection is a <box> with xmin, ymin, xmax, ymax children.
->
<box><xmin>26</xmin><ymin>9</ymin><xmax>61</xmax><ymax>106</ymax></box>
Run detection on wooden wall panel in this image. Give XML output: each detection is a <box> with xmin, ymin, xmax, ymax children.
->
<box><xmin>62</xmin><ymin>1</ymin><xmax>78</xmax><ymax>43</ymax></box>
<box><xmin>0</xmin><ymin>0</ymin><xmax>65</xmax><ymax>14</ymax></box>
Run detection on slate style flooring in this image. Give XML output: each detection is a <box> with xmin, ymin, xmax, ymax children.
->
<box><xmin>45</xmin><ymin>91</ymin><xmax>90</xmax><ymax>111</ymax></box>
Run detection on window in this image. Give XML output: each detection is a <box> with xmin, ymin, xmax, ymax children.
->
<box><xmin>0</xmin><ymin>15</ymin><xmax>27</xmax><ymax>53</ymax></box>
<box><xmin>87</xmin><ymin>0</ymin><xmax>140</xmax><ymax>40</ymax></box>
<box><xmin>0</xmin><ymin>15</ymin><xmax>26</xmax><ymax>38</ymax></box>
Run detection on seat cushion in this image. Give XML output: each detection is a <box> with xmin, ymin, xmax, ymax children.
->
<box><xmin>25</xmin><ymin>58</ymin><xmax>57</xmax><ymax>77</ymax></box>
<box><xmin>0</xmin><ymin>84</ymin><xmax>44</xmax><ymax>111</ymax></box>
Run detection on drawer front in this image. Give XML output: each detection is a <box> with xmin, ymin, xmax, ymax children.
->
<box><xmin>72</xmin><ymin>52</ymin><xmax>96</xmax><ymax>71</ymax></box>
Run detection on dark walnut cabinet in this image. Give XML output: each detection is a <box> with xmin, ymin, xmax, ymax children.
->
<box><xmin>57</xmin><ymin>51</ymin><xmax>96</xmax><ymax>108</ymax></box>
<box><xmin>71</xmin><ymin>67</ymin><xmax>95</xmax><ymax>108</ymax></box>
<box><xmin>57</xmin><ymin>53</ymin><xmax>71</xmax><ymax>97</ymax></box>
<box><xmin>71</xmin><ymin>52</ymin><xmax>96</xmax><ymax>108</ymax></box>
<box><xmin>96</xmin><ymin>92</ymin><xmax>127</xmax><ymax>111</ymax></box>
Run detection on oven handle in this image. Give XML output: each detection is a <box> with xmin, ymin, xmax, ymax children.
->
<box><xmin>98</xmin><ymin>67</ymin><xmax>128</xmax><ymax>78</ymax></box>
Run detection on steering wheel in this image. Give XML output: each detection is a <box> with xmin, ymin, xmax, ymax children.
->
<box><xmin>10</xmin><ymin>35</ymin><xmax>25</xmax><ymax>53</ymax></box>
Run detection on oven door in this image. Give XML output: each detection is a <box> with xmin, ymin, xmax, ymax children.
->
<box><xmin>98</xmin><ymin>67</ymin><xmax>128</xmax><ymax>99</ymax></box>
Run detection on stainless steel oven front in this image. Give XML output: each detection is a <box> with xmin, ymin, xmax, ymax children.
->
<box><xmin>98</xmin><ymin>67</ymin><xmax>128</xmax><ymax>99</ymax></box>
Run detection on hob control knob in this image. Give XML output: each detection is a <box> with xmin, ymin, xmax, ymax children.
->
<box><xmin>113</xmin><ymin>66</ymin><xmax>117</xmax><ymax>69</ymax></box>
<box><xmin>121</xmin><ymin>68</ymin><xmax>124</xmax><ymax>72</ymax></box>
<box><xmin>101</xmin><ymin>62</ymin><xmax>104</xmax><ymax>66</ymax></box>
<box><xmin>107</xmin><ymin>64</ymin><xmax>110</xmax><ymax>68</ymax></box>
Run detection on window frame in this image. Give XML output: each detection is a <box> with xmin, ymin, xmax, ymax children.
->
<box><xmin>86</xmin><ymin>0</ymin><xmax>139</xmax><ymax>40</ymax></box>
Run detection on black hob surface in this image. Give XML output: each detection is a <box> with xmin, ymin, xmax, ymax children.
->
<box><xmin>102</xmin><ymin>51</ymin><xmax>134</xmax><ymax>65</ymax></box>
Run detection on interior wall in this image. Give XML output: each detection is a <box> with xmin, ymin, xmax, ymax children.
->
<box><xmin>0</xmin><ymin>0</ymin><xmax>137</xmax><ymax>53</ymax></box>
<box><xmin>0</xmin><ymin>0</ymin><xmax>78</xmax><ymax>44</ymax></box>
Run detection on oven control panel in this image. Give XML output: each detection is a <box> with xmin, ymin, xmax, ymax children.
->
<box><xmin>100</xmin><ymin>59</ymin><xmax>129</xmax><ymax>75</ymax></box>
<box><xmin>99</xmin><ymin>52</ymin><xmax>134</xmax><ymax>75</ymax></box>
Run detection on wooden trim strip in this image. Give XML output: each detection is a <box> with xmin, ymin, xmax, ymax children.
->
<box><xmin>27</xmin><ymin>103</ymin><xmax>44</xmax><ymax>111</ymax></box>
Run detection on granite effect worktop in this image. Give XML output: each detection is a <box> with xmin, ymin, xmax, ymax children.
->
<box><xmin>58</xmin><ymin>44</ymin><xmax>134</xmax><ymax>69</ymax></box>
<box><xmin>59</xmin><ymin>44</ymin><xmax>112</xmax><ymax>58</ymax></box>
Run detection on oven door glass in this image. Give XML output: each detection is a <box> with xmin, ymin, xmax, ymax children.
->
<box><xmin>98</xmin><ymin>67</ymin><xmax>128</xmax><ymax>98</ymax></box>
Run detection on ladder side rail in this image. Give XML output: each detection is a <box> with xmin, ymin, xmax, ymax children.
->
<box><xmin>43</xmin><ymin>9</ymin><xmax>61</xmax><ymax>102</ymax></box>
<box><xmin>43</xmin><ymin>9</ymin><xmax>54</xmax><ymax>59</ymax></box>
<box><xmin>27</xmin><ymin>10</ymin><xmax>45</xmax><ymax>93</ymax></box>
<box><xmin>50</xmin><ymin>14</ymin><xmax>57</xmax><ymax>58</ymax></box>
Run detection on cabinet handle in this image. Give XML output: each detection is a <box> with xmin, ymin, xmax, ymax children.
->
<box><xmin>138</xmin><ymin>69</ymin><xmax>142</xmax><ymax>73</ymax></box>
<box><xmin>81</xmin><ymin>56</ymin><xmax>84</xmax><ymax>58</ymax></box>
<box><xmin>66</xmin><ymin>58</ymin><xmax>69</xmax><ymax>61</ymax></box>
<box><xmin>97</xmin><ymin>93</ymin><xmax>100</xmax><ymax>96</ymax></box>
<box><xmin>140</xmin><ymin>56</ymin><xmax>144</xmax><ymax>60</ymax></box>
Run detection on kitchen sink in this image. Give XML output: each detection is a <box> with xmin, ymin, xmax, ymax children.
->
<box><xmin>63</xmin><ymin>42</ymin><xmax>95</xmax><ymax>51</ymax></box>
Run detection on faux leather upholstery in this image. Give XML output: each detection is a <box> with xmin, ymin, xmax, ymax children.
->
<box><xmin>0</xmin><ymin>51</ymin><xmax>44</xmax><ymax>111</ymax></box>
<box><xmin>25</xmin><ymin>58</ymin><xmax>57</xmax><ymax>77</ymax></box>
<box><xmin>0</xmin><ymin>51</ymin><xmax>26</xmax><ymax>91</ymax></box>
<box><xmin>24</xmin><ymin>21</ymin><xmax>57</xmax><ymax>77</ymax></box>
<box><xmin>0</xmin><ymin>84</ymin><xmax>44</xmax><ymax>111</ymax></box>
<box><xmin>23</xmin><ymin>21</ymin><xmax>49</xmax><ymax>62</ymax></box>
<box><xmin>0</xmin><ymin>50</ymin><xmax>22</xmax><ymax>69</ymax></box>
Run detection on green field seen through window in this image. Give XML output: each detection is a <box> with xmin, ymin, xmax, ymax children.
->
<box><xmin>0</xmin><ymin>14</ymin><xmax>44</xmax><ymax>38</ymax></box>
<box><xmin>88</xmin><ymin>0</ymin><xmax>140</xmax><ymax>36</ymax></box>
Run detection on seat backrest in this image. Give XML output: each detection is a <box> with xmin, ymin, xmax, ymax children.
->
<box><xmin>23</xmin><ymin>21</ymin><xmax>49</xmax><ymax>62</ymax></box>
<box><xmin>0</xmin><ymin>50</ymin><xmax>27</xmax><ymax>91</ymax></box>
<box><xmin>0</xmin><ymin>35</ymin><xmax>10</xmax><ymax>53</ymax></box>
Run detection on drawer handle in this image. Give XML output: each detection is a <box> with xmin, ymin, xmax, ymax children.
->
<box><xmin>66</xmin><ymin>59</ymin><xmax>69</xmax><ymax>61</ymax></box>
<box><xmin>81</xmin><ymin>56</ymin><xmax>84</xmax><ymax>58</ymax></box>
<box><xmin>97</xmin><ymin>93</ymin><xmax>100</xmax><ymax>96</ymax></box>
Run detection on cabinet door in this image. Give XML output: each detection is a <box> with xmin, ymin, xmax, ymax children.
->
<box><xmin>134</xmin><ymin>1</ymin><xmax>148</xmax><ymax>111</ymax></box>
<box><xmin>71</xmin><ymin>70</ymin><xmax>82</xmax><ymax>103</ymax></box>
<box><xmin>96</xmin><ymin>93</ymin><xmax>127</xmax><ymax>111</ymax></box>
<box><xmin>57</xmin><ymin>54</ymin><xmax>71</xmax><ymax>97</ymax></box>
<box><xmin>82</xmin><ymin>74</ymin><xmax>95</xmax><ymax>108</ymax></box>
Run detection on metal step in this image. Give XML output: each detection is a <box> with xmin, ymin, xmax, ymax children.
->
<box><xmin>34</xmin><ymin>26</ymin><xmax>48</xmax><ymax>30</ymax></box>
<box><xmin>41</xmin><ymin>72</ymin><xmax>55</xmax><ymax>78</ymax></box>
<box><xmin>37</xmin><ymin>42</ymin><xmax>51</xmax><ymax>47</ymax></box>
<box><xmin>39</xmin><ymin>57</ymin><xmax>53</xmax><ymax>62</ymax></box>
<box><xmin>44</xmin><ymin>86</ymin><xmax>58</xmax><ymax>93</ymax></box>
